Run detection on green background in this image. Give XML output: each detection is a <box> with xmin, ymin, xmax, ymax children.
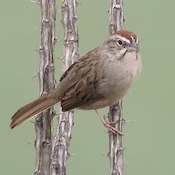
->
<box><xmin>1</xmin><ymin>0</ymin><xmax>175</xmax><ymax>174</ymax></box>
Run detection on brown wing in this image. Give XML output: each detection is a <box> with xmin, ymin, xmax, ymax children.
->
<box><xmin>60</xmin><ymin>61</ymin><xmax>78</xmax><ymax>81</ymax></box>
<box><xmin>61</xmin><ymin>77</ymin><xmax>104</xmax><ymax>112</ymax></box>
<box><xmin>59</xmin><ymin>47</ymin><xmax>104</xmax><ymax>111</ymax></box>
<box><xmin>60</xmin><ymin>47</ymin><xmax>98</xmax><ymax>82</ymax></box>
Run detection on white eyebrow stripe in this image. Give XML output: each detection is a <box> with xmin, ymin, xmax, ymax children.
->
<box><xmin>131</xmin><ymin>36</ymin><xmax>135</xmax><ymax>42</ymax></box>
<box><xmin>117</xmin><ymin>35</ymin><xmax>131</xmax><ymax>43</ymax></box>
<box><xmin>131</xmin><ymin>35</ymin><xmax>138</xmax><ymax>43</ymax></box>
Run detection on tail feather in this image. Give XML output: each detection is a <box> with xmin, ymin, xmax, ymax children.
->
<box><xmin>10</xmin><ymin>95</ymin><xmax>59</xmax><ymax>129</ymax></box>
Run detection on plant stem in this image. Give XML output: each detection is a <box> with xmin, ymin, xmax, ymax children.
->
<box><xmin>34</xmin><ymin>0</ymin><xmax>57</xmax><ymax>174</ymax></box>
<box><xmin>51</xmin><ymin>1</ymin><xmax>79</xmax><ymax>175</ymax></box>
<box><xmin>108</xmin><ymin>0</ymin><xmax>124</xmax><ymax>175</ymax></box>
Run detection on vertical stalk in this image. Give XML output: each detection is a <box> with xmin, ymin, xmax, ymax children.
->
<box><xmin>35</xmin><ymin>0</ymin><xmax>57</xmax><ymax>175</ymax></box>
<box><xmin>108</xmin><ymin>0</ymin><xmax>124</xmax><ymax>175</ymax></box>
<box><xmin>51</xmin><ymin>0</ymin><xmax>79</xmax><ymax>175</ymax></box>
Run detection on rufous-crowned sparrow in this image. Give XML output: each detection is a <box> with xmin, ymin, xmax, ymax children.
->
<box><xmin>10</xmin><ymin>30</ymin><xmax>142</xmax><ymax>134</ymax></box>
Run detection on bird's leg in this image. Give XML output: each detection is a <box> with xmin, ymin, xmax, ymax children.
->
<box><xmin>95</xmin><ymin>109</ymin><xmax>123</xmax><ymax>135</ymax></box>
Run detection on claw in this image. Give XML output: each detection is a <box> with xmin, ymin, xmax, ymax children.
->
<box><xmin>95</xmin><ymin>109</ymin><xmax>123</xmax><ymax>136</ymax></box>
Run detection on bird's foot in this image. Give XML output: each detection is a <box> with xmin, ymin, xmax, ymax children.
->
<box><xmin>95</xmin><ymin>109</ymin><xmax>123</xmax><ymax>135</ymax></box>
<box><xmin>102</xmin><ymin>118</ymin><xmax>123</xmax><ymax>135</ymax></box>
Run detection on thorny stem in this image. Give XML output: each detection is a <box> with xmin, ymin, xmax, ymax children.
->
<box><xmin>51</xmin><ymin>1</ymin><xmax>79</xmax><ymax>175</ymax></box>
<box><xmin>108</xmin><ymin>0</ymin><xmax>124</xmax><ymax>175</ymax></box>
<box><xmin>34</xmin><ymin>0</ymin><xmax>57</xmax><ymax>175</ymax></box>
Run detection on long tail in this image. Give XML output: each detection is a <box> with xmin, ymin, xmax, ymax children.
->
<box><xmin>10</xmin><ymin>94</ymin><xmax>59</xmax><ymax>129</ymax></box>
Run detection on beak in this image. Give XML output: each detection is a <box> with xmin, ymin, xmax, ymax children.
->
<box><xmin>128</xmin><ymin>43</ymin><xmax>139</xmax><ymax>52</ymax></box>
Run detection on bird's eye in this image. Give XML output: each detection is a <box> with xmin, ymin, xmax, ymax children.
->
<box><xmin>116</xmin><ymin>39</ymin><xmax>123</xmax><ymax>47</ymax></box>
